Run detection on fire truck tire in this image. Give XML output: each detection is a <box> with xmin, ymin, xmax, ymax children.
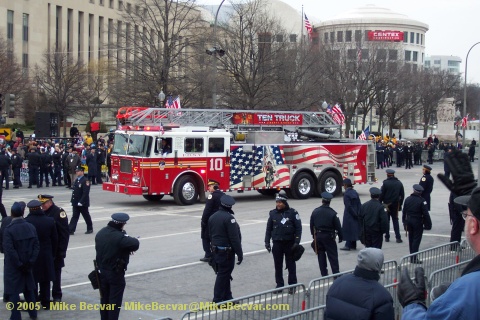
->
<box><xmin>143</xmin><ymin>195</ymin><xmax>164</xmax><ymax>201</ymax></box>
<box><xmin>318</xmin><ymin>171</ymin><xmax>342</xmax><ymax>196</ymax></box>
<box><xmin>174</xmin><ymin>176</ymin><xmax>199</xmax><ymax>205</ymax></box>
<box><xmin>291</xmin><ymin>172</ymin><xmax>314</xmax><ymax>199</ymax></box>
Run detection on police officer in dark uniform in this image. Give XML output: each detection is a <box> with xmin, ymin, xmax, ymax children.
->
<box><xmin>396</xmin><ymin>143</ymin><xmax>404</xmax><ymax>168</ymax></box>
<box><xmin>61</xmin><ymin>147</ymin><xmax>71</xmax><ymax>187</ymax></box>
<box><xmin>25</xmin><ymin>199</ymin><xmax>58</xmax><ymax>309</ymax></box>
<box><xmin>380</xmin><ymin>169</ymin><xmax>405</xmax><ymax>243</ymax></box>
<box><xmin>11</xmin><ymin>148</ymin><xmax>23</xmax><ymax>188</ymax></box>
<box><xmin>419</xmin><ymin>165</ymin><xmax>434</xmax><ymax>211</ymax></box>
<box><xmin>310</xmin><ymin>192</ymin><xmax>343</xmax><ymax>277</ymax></box>
<box><xmin>208</xmin><ymin>195</ymin><xmax>243</xmax><ymax>303</ymax></box>
<box><xmin>376</xmin><ymin>142</ymin><xmax>385</xmax><ymax>169</ymax></box>
<box><xmin>39</xmin><ymin>147</ymin><xmax>52</xmax><ymax>187</ymax></box>
<box><xmin>38</xmin><ymin>194</ymin><xmax>69</xmax><ymax>302</ymax></box>
<box><xmin>95</xmin><ymin>213</ymin><xmax>140</xmax><ymax>320</ymax></box>
<box><xmin>402</xmin><ymin>184</ymin><xmax>431</xmax><ymax>264</ymax></box>
<box><xmin>427</xmin><ymin>143</ymin><xmax>435</xmax><ymax>164</ymax></box>
<box><xmin>0</xmin><ymin>149</ymin><xmax>11</xmax><ymax>190</ymax></box>
<box><xmin>404</xmin><ymin>141</ymin><xmax>413</xmax><ymax>169</ymax></box>
<box><xmin>449</xmin><ymin>190</ymin><xmax>465</xmax><ymax>248</ymax></box>
<box><xmin>52</xmin><ymin>146</ymin><xmax>63</xmax><ymax>186</ymax></box>
<box><xmin>27</xmin><ymin>147</ymin><xmax>41</xmax><ymax>188</ymax></box>
<box><xmin>96</xmin><ymin>145</ymin><xmax>105</xmax><ymax>184</ymax></box>
<box><xmin>68</xmin><ymin>166</ymin><xmax>93</xmax><ymax>235</ymax></box>
<box><xmin>265</xmin><ymin>192</ymin><xmax>302</xmax><ymax>292</ymax></box>
<box><xmin>359</xmin><ymin>187</ymin><xmax>389</xmax><ymax>249</ymax></box>
<box><xmin>200</xmin><ymin>179</ymin><xmax>224</xmax><ymax>262</ymax></box>
<box><xmin>86</xmin><ymin>147</ymin><xmax>97</xmax><ymax>184</ymax></box>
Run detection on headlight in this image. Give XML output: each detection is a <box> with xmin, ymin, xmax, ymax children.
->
<box><xmin>112</xmin><ymin>174</ymin><xmax>119</xmax><ymax>181</ymax></box>
<box><xmin>132</xmin><ymin>176</ymin><xmax>140</xmax><ymax>184</ymax></box>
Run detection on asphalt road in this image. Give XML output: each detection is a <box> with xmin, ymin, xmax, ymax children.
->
<box><xmin>0</xmin><ymin>160</ymin><xmax>467</xmax><ymax>319</ymax></box>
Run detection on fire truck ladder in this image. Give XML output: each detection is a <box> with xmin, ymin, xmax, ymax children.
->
<box><xmin>123</xmin><ymin>108</ymin><xmax>340</xmax><ymax>136</ymax></box>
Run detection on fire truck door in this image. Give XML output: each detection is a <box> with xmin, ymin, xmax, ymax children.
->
<box><xmin>206</xmin><ymin>137</ymin><xmax>228</xmax><ymax>186</ymax></box>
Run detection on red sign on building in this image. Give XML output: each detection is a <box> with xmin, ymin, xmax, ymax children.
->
<box><xmin>368</xmin><ymin>30</ymin><xmax>404</xmax><ymax>41</ymax></box>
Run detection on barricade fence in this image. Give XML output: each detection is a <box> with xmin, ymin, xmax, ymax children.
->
<box><xmin>179</xmin><ymin>241</ymin><xmax>475</xmax><ymax>320</ymax></box>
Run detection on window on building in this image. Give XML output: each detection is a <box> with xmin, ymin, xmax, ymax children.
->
<box><xmin>361</xmin><ymin>49</ymin><xmax>368</xmax><ymax>60</ymax></box>
<box><xmin>22</xmin><ymin>13</ymin><xmax>29</xmax><ymax>42</ymax></box>
<box><xmin>347</xmin><ymin>49</ymin><xmax>356</xmax><ymax>60</ymax></box>
<box><xmin>7</xmin><ymin>10</ymin><xmax>14</xmax><ymax>40</ymax></box>
<box><xmin>404</xmin><ymin>63</ymin><xmax>411</xmax><ymax>72</ymax></box>
<box><xmin>364</xmin><ymin>30</ymin><xmax>370</xmax><ymax>41</ymax></box>
<box><xmin>22</xmin><ymin>53</ymin><xmax>28</xmax><ymax>68</ymax></box>
<box><xmin>425</xmin><ymin>60</ymin><xmax>430</xmax><ymax>67</ymax></box>
<box><xmin>289</xmin><ymin>34</ymin><xmax>296</xmax><ymax>43</ymax></box>
<box><xmin>276</xmin><ymin>34</ymin><xmax>283</xmax><ymax>42</ymax></box>
<box><xmin>90</xmin><ymin>0</ymin><xmax>94</xmax><ymax>3</ymax></box>
<box><xmin>389</xmin><ymin>49</ymin><xmax>397</xmax><ymax>60</ymax></box>
<box><xmin>448</xmin><ymin>60</ymin><xmax>460</xmax><ymax>67</ymax></box>
<box><xmin>377</xmin><ymin>49</ymin><xmax>387</xmax><ymax>60</ymax></box>
<box><xmin>127</xmin><ymin>3</ymin><xmax>131</xmax><ymax>13</ymax></box>
<box><xmin>412</xmin><ymin>64</ymin><xmax>417</xmax><ymax>72</ymax></box>
<box><xmin>345</xmin><ymin>30</ymin><xmax>352</xmax><ymax>42</ymax></box>
<box><xmin>403</xmin><ymin>31</ymin><xmax>408</xmax><ymax>43</ymax></box>
<box><xmin>434</xmin><ymin>59</ymin><xmax>441</xmax><ymax>64</ymax></box>
<box><xmin>355</xmin><ymin>30</ymin><xmax>362</xmax><ymax>42</ymax></box>
<box><xmin>405</xmin><ymin>50</ymin><xmax>411</xmax><ymax>61</ymax></box>
<box><xmin>388</xmin><ymin>62</ymin><xmax>398</xmax><ymax>73</ymax></box>
<box><xmin>416</xmin><ymin>33</ymin><xmax>419</xmax><ymax>44</ymax></box>
<box><xmin>412</xmin><ymin>51</ymin><xmax>418</xmax><ymax>62</ymax></box>
<box><xmin>109</xmin><ymin>0</ymin><xmax>114</xmax><ymax>8</ymax></box>
<box><xmin>377</xmin><ymin>61</ymin><xmax>386</xmax><ymax>71</ymax></box>
<box><xmin>421</xmin><ymin>34</ymin><xmax>423</xmax><ymax>45</ymax></box>
<box><xmin>410</xmin><ymin>32</ymin><xmax>414</xmax><ymax>43</ymax></box>
<box><xmin>330</xmin><ymin>31</ymin><xmax>334</xmax><ymax>43</ymax></box>
<box><xmin>324</xmin><ymin>32</ymin><xmax>328</xmax><ymax>43</ymax></box>
<box><xmin>337</xmin><ymin>31</ymin><xmax>343</xmax><ymax>42</ymax></box>
<box><xmin>118</xmin><ymin>1</ymin><xmax>123</xmax><ymax>10</ymax></box>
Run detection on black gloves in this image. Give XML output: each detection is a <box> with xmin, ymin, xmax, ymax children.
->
<box><xmin>18</xmin><ymin>262</ymin><xmax>31</xmax><ymax>274</ymax></box>
<box><xmin>265</xmin><ymin>243</ymin><xmax>271</xmax><ymax>253</ymax></box>
<box><xmin>236</xmin><ymin>255</ymin><xmax>243</xmax><ymax>265</ymax></box>
<box><xmin>398</xmin><ymin>267</ymin><xmax>427</xmax><ymax>308</ymax></box>
<box><xmin>438</xmin><ymin>150</ymin><xmax>477</xmax><ymax>196</ymax></box>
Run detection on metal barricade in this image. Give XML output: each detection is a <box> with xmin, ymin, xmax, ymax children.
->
<box><xmin>459</xmin><ymin>239</ymin><xmax>476</xmax><ymax>262</ymax></box>
<box><xmin>305</xmin><ymin>270</ymin><xmax>354</xmax><ymax>312</ymax></box>
<box><xmin>180</xmin><ymin>284</ymin><xmax>306</xmax><ymax>320</ymax></box>
<box><xmin>379</xmin><ymin>260</ymin><xmax>400</xmax><ymax>317</ymax></box>
<box><xmin>272</xmin><ymin>305</ymin><xmax>325</xmax><ymax>320</ymax></box>
<box><xmin>426</xmin><ymin>260</ymin><xmax>470</xmax><ymax>307</ymax></box>
<box><xmin>398</xmin><ymin>242</ymin><xmax>460</xmax><ymax>281</ymax></box>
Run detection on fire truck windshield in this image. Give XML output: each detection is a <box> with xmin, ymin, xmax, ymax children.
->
<box><xmin>112</xmin><ymin>133</ymin><xmax>151</xmax><ymax>156</ymax></box>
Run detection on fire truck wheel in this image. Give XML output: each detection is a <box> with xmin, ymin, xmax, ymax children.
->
<box><xmin>318</xmin><ymin>171</ymin><xmax>342</xmax><ymax>197</ymax></box>
<box><xmin>143</xmin><ymin>195</ymin><xmax>164</xmax><ymax>202</ymax></box>
<box><xmin>174</xmin><ymin>175</ymin><xmax>199</xmax><ymax>205</ymax></box>
<box><xmin>291</xmin><ymin>172</ymin><xmax>314</xmax><ymax>199</ymax></box>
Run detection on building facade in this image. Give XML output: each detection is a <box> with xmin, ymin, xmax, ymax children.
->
<box><xmin>425</xmin><ymin>55</ymin><xmax>462</xmax><ymax>75</ymax></box>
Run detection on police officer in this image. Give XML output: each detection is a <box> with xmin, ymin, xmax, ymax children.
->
<box><xmin>396</xmin><ymin>143</ymin><xmax>404</xmax><ymax>168</ymax></box>
<box><xmin>402</xmin><ymin>184</ymin><xmax>431</xmax><ymax>264</ymax></box>
<box><xmin>52</xmin><ymin>146</ymin><xmax>63</xmax><ymax>186</ymax></box>
<box><xmin>404</xmin><ymin>141</ymin><xmax>413</xmax><ymax>169</ymax></box>
<box><xmin>419</xmin><ymin>165</ymin><xmax>434</xmax><ymax>211</ymax></box>
<box><xmin>96</xmin><ymin>145</ymin><xmax>105</xmax><ymax>184</ymax></box>
<box><xmin>340</xmin><ymin>178</ymin><xmax>362</xmax><ymax>251</ymax></box>
<box><xmin>61</xmin><ymin>147</ymin><xmax>71</xmax><ymax>187</ymax></box>
<box><xmin>39</xmin><ymin>147</ymin><xmax>52</xmax><ymax>187</ymax></box>
<box><xmin>376</xmin><ymin>142</ymin><xmax>385</xmax><ymax>169</ymax></box>
<box><xmin>359</xmin><ymin>188</ymin><xmax>389</xmax><ymax>249</ymax></box>
<box><xmin>38</xmin><ymin>194</ymin><xmax>70</xmax><ymax>302</ymax></box>
<box><xmin>68</xmin><ymin>166</ymin><xmax>93</xmax><ymax>235</ymax></box>
<box><xmin>0</xmin><ymin>173</ymin><xmax>6</xmax><ymax>218</ymax></box>
<box><xmin>449</xmin><ymin>190</ymin><xmax>465</xmax><ymax>249</ymax></box>
<box><xmin>0</xmin><ymin>149</ymin><xmax>11</xmax><ymax>190</ymax></box>
<box><xmin>265</xmin><ymin>192</ymin><xmax>302</xmax><ymax>292</ymax></box>
<box><xmin>208</xmin><ymin>195</ymin><xmax>243</xmax><ymax>303</ymax></box>
<box><xmin>380</xmin><ymin>169</ymin><xmax>405</xmax><ymax>243</ymax></box>
<box><xmin>27</xmin><ymin>147</ymin><xmax>41</xmax><ymax>188</ymax></box>
<box><xmin>11</xmin><ymin>148</ymin><xmax>23</xmax><ymax>189</ymax></box>
<box><xmin>95</xmin><ymin>213</ymin><xmax>140</xmax><ymax>320</ymax></box>
<box><xmin>310</xmin><ymin>192</ymin><xmax>343</xmax><ymax>276</ymax></box>
<box><xmin>25</xmin><ymin>199</ymin><xmax>58</xmax><ymax>309</ymax></box>
<box><xmin>200</xmin><ymin>179</ymin><xmax>224</xmax><ymax>262</ymax></box>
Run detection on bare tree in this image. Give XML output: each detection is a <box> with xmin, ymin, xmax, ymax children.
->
<box><xmin>35</xmin><ymin>47</ymin><xmax>86</xmax><ymax>137</ymax></box>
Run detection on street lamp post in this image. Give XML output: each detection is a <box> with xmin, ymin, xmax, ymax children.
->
<box><xmin>462</xmin><ymin>41</ymin><xmax>480</xmax><ymax>147</ymax></box>
<box><xmin>212</xmin><ymin>0</ymin><xmax>226</xmax><ymax>109</ymax></box>
<box><xmin>158</xmin><ymin>90</ymin><xmax>166</xmax><ymax>107</ymax></box>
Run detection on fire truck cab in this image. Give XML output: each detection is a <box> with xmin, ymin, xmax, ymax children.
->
<box><xmin>103</xmin><ymin>108</ymin><xmax>376</xmax><ymax>205</ymax></box>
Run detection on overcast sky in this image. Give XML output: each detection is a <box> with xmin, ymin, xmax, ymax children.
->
<box><xmin>199</xmin><ymin>0</ymin><xmax>480</xmax><ymax>84</ymax></box>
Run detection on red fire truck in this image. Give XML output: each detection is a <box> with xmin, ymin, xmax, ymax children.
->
<box><xmin>103</xmin><ymin>108</ymin><xmax>376</xmax><ymax>205</ymax></box>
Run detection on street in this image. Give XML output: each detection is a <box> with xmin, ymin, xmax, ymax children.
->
<box><xmin>0</xmin><ymin>160</ymin><xmax>465</xmax><ymax>319</ymax></box>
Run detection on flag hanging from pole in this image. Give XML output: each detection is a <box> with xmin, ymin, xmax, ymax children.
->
<box><xmin>358</xmin><ymin>126</ymin><xmax>370</xmax><ymax>140</ymax></box>
<box><xmin>462</xmin><ymin>114</ymin><xmax>469</xmax><ymax>128</ymax></box>
<box><xmin>165</xmin><ymin>95</ymin><xmax>181</xmax><ymax>109</ymax></box>
<box><xmin>304</xmin><ymin>14</ymin><xmax>313</xmax><ymax>40</ymax></box>
<box><xmin>326</xmin><ymin>103</ymin><xmax>345</xmax><ymax>125</ymax></box>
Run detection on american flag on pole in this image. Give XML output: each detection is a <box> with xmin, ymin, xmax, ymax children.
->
<box><xmin>326</xmin><ymin>104</ymin><xmax>345</xmax><ymax>125</ymax></box>
<box><xmin>304</xmin><ymin>14</ymin><xmax>313</xmax><ymax>40</ymax></box>
<box><xmin>165</xmin><ymin>95</ymin><xmax>181</xmax><ymax>109</ymax></box>
<box><xmin>358</xmin><ymin>126</ymin><xmax>370</xmax><ymax>140</ymax></box>
<box><xmin>462</xmin><ymin>114</ymin><xmax>469</xmax><ymax>128</ymax></box>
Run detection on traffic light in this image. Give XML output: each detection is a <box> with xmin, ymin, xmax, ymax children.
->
<box><xmin>5</xmin><ymin>93</ymin><xmax>15</xmax><ymax>117</ymax></box>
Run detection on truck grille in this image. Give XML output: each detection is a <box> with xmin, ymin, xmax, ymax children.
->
<box><xmin>120</xmin><ymin>159</ymin><xmax>132</xmax><ymax>173</ymax></box>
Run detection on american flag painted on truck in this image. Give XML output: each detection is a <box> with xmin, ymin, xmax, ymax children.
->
<box><xmin>230</xmin><ymin>145</ymin><xmax>290</xmax><ymax>189</ymax></box>
<box><xmin>283</xmin><ymin>144</ymin><xmax>367</xmax><ymax>183</ymax></box>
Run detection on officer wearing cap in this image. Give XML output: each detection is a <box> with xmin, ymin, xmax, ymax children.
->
<box><xmin>86</xmin><ymin>147</ymin><xmax>98</xmax><ymax>184</ymax></box>
<box><xmin>359</xmin><ymin>188</ymin><xmax>389</xmax><ymax>249</ymax></box>
<box><xmin>51</xmin><ymin>146</ymin><xmax>63</xmax><ymax>186</ymax></box>
<box><xmin>39</xmin><ymin>146</ymin><xmax>52</xmax><ymax>187</ymax></box>
<box><xmin>380</xmin><ymin>169</ymin><xmax>405</xmax><ymax>243</ymax></box>
<box><xmin>340</xmin><ymin>178</ymin><xmax>362</xmax><ymax>251</ymax></box>
<box><xmin>402</xmin><ymin>184</ymin><xmax>431</xmax><ymax>264</ymax></box>
<box><xmin>95</xmin><ymin>213</ymin><xmax>139</xmax><ymax>320</ymax></box>
<box><xmin>25</xmin><ymin>199</ymin><xmax>58</xmax><ymax>309</ymax></box>
<box><xmin>0</xmin><ymin>148</ymin><xmax>11</xmax><ymax>190</ymax></box>
<box><xmin>69</xmin><ymin>166</ymin><xmax>93</xmax><ymax>235</ymax></box>
<box><xmin>404</xmin><ymin>141</ymin><xmax>413</xmax><ymax>169</ymax></box>
<box><xmin>310</xmin><ymin>192</ymin><xmax>342</xmax><ymax>276</ymax></box>
<box><xmin>95</xmin><ymin>144</ymin><xmax>105</xmax><ymax>184</ymax></box>
<box><xmin>200</xmin><ymin>179</ymin><xmax>224</xmax><ymax>262</ymax></box>
<box><xmin>265</xmin><ymin>191</ymin><xmax>302</xmax><ymax>293</ymax></box>
<box><xmin>419</xmin><ymin>165</ymin><xmax>434</xmax><ymax>211</ymax></box>
<box><xmin>38</xmin><ymin>194</ymin><xmax>69</xmax><ymax>302</ymax></box>
<box><xmin>11</xmin><ymin>147</ymin><xmax>24</xmax><ymax>189</ymax></box>
<box><xmin>3</xmin><ymin>202</ymin><xmax>39</xmax><ymax>320</ymax></box>
<box><xmin>27</xmin><ymin>147</ymin><xmax>41</xmax><ymax>188</ymax></box>
<box><xmin>208</xmin><ymin>195</ymin><xmax>243</xmax><ymax>303</ymax></box>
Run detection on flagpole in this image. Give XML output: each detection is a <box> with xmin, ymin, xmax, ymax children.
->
<box><xmin>301</xmin><ymin>5</ymin><xmax>304</xmax><ymax>44</ymax></box>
